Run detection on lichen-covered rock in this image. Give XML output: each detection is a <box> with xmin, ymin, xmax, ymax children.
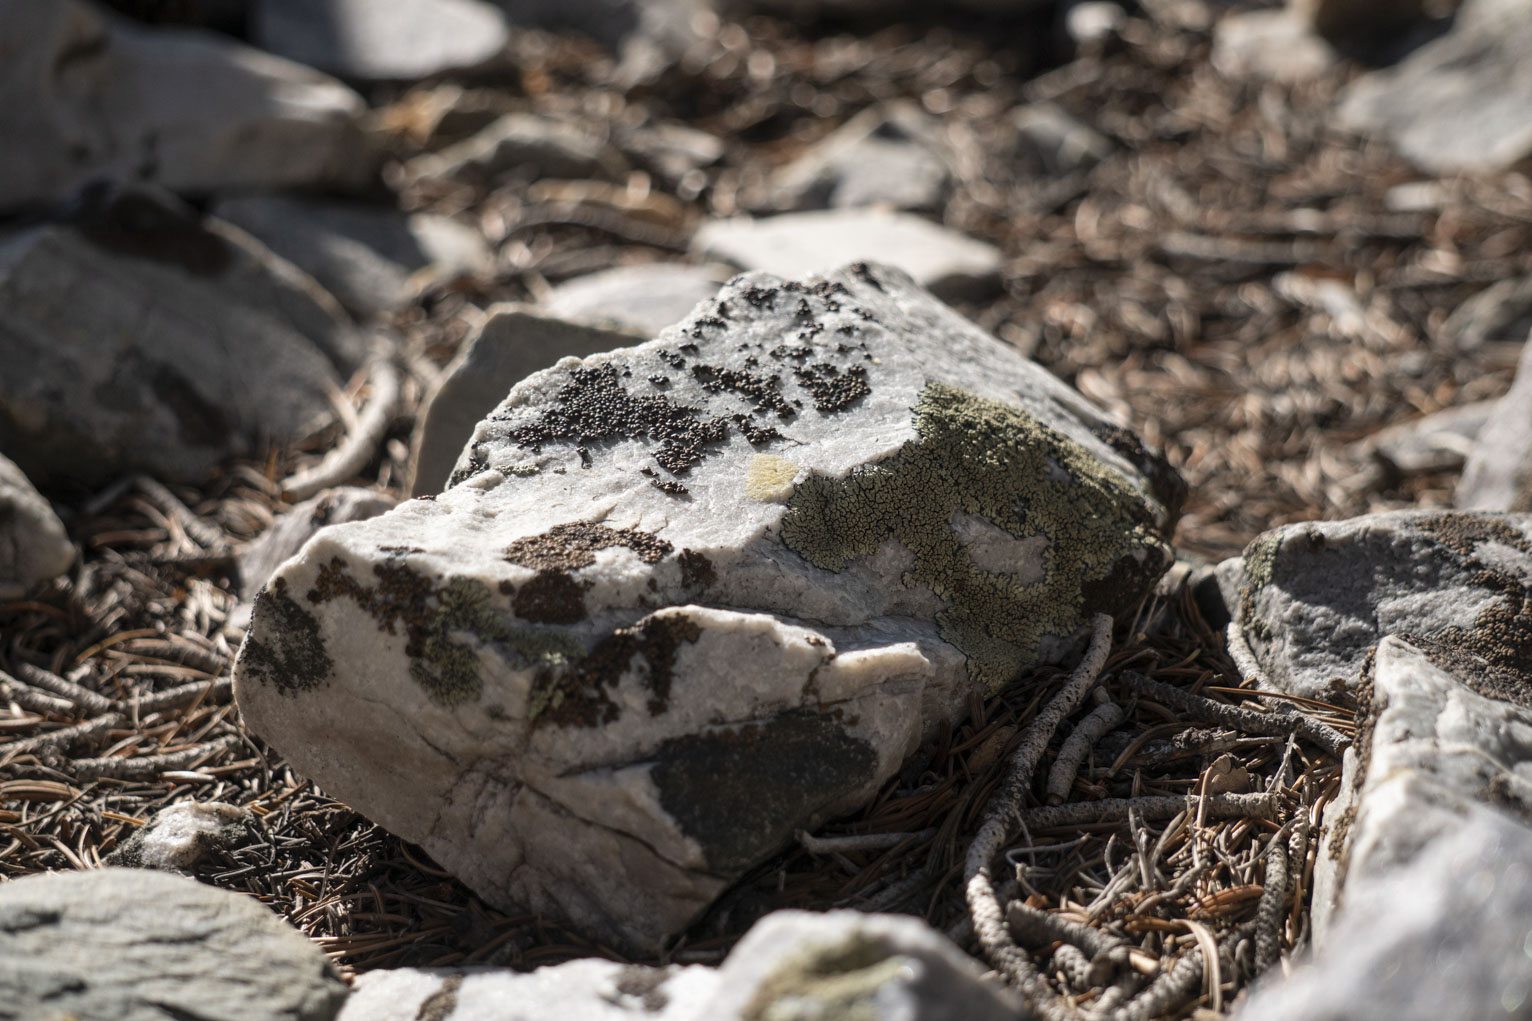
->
<box><xmin>0</xmin><ymin>867</ymin><xmax>348</xmax><ymax>1021</ymax></box>
<box><xmin>1226</xmin><ymin>511</ymin><xmax>1532</xmax><ymax>699</ymax></box>
<box><xmin>0</xmin><ymin>185</ymin><xmax>362</xmax><ymax>487</ymax></box>
<box><xmin>234</xmin><ymin>262</ymin><xmax>1179</xmax><ymax>951</ymax></box>
<box><xmin>0</xmin><ymin>452</ymin><xmax>73</xmax><ymax>598</ymax></box>
<box><xmin>1241</xmin><ymin>634</ymin><xmax>1532</xmax><ymax>1020</ymax></box>
<box><xmin>105</xmin><ymin>802</ymin><xmax>251</xmax><ymax>871</ymax></box>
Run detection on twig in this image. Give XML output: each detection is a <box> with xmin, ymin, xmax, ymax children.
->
<box><xmin>1020</xmin><ymin>791</ymin><xmax>1277</xmax><ymax>831</ymax></box>
<box><xmin>1119</xmin><ymin>671</ymin><xmax>1349</xmax><ymax>758</ymax></box>
<box><xmin>282</xmin><ymin>355</ymin><xmax>402</xmax><ymax>501</ymax></box>
<box><xmin>0</xmin><ymin>672</ymin><xmax>77</xmax><ymax>716</ymax></box>
<box><xmin>1115</xmin><ymin>951</ymin><xmax>1204</xmax><ymax>1021</ymax></box>
<box><xmin>10</xmin><ymin>662</ymin><xmax>116</xmax><ymax>715</ymax></box>
<box><xmin>135</xmin><ymin>477</ymin><xmax>227</xmax><ymax>549</ymax></box>
<box><xmin>1046</xmin><ymin>698</ymin><xmax>1126</xmax><ymax>804</ymax></box>
<box><xmin>1007</xmin><ymin>899</ymin><xmax>1123</xmax><ymax>959</ymax></box>
<box><xmin>131</xmin><ymin>677</ymin><xmax>234</xmax><ymax>715</ymax></box>
<box><xmin>1254</xmin><ymin>821</ymin><xmax>1295</xmax><ymax>974</ymax></box>
<box><xmin>797</xmin><ymin>828</ymin><xmax>936</xmax><ymax>854</ymax></box>
<box><xmin>69</xmin><ymin>734</ymin><xmax>243</xmax><ymax>779</ymax></box>
<box><xmin>0</xmin><ymin>713</ymin><xmax>122</xmax><ymax>758</ymax></box>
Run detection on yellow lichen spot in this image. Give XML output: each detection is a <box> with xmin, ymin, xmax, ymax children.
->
<box><xmin>746</xmin><ymin>454</ymin><xmax>799</xmax><ymax>502</ymax></box>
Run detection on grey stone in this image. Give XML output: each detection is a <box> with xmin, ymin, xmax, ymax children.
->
<box><xmin>0</xmin><ymin>452</ymin><xmax>73</xmax><ymax>598</ymax></box>
<box><xmin>215</xmin><ymin>195</ymin><xmax>492</xmax><ymax>318</ymax></box>
<box><xmin>410</xmin><ymin>307</ymin><xmax>637</xmax><ymax>496</ymax></box>
<box><xmin>407</xmin><ymin>113</ymin><xmax>630</xmax><ymax>185</ymax></box>
<box><xmin>1459</xmin><ymin>333</ymin><xmax>1532</xmax><ymax>512</ymax></box>
<box><xmin>768</xmin><ymin>103</ymin><xmax>951</xmax><ymax>212</ymax></box>
<box><xmin>240</xmin><ymin>489</ymin><xmax>399</xmax><ymax>602</ymax></box>
<box><xmin>701</xmin><ymin>910</ymin><xmax>1024</xmax><ymax>1020</ymax></box>
<box><xmin>694</xmin><ymin>212</ymin><xmax>1003</xmax><ymax>301</ymax></box>
<box><xmin>0</xmin><ymin>187</ymin><xmax>362</xmax><ymax>487</ymax></box>
<box><xmin>1356</xmin><ymin>399</ymin><xmax>1495</xmax><ymax>476</ymax></box>
<box><xmin>1228</xmin><ymin>510</ymin><xmax>1532</xmax><ymax>699</ymax></box>
<box><xmin>0</xmin><ymin>0</ymin><xmax>371</xmax><ymax>213</ymax></box>
<box><xmin>1211</xmin><ymin>8</ymin><xmax>1338</xmax><ymax>82</ymax></box>
<box><xmin>1242</xmin><ymin>635</ymin><xmax>1532</xmax><ymax>1020</ymax></box>
<box><xmin>1011</xmin><ymin>102</ymin><xmax>1114</xmax><ymax>176</ymax></box>
<box><xmin>106</xmin><ymin>802</ymin><xmax>251</xmax><ymax>871</ymax></box>
<box><xmin>614</xmin><ymin>122</ymin><xmax>726</xmax><ymax>185</ymax></box>
<box><xmin>0</xmin><ymin>867</ymin><xmax>348</xmax><ymax>1021</ymax></box>
<box><xmin>1337</xmin><ymin>0</ymin><xmax>1532</xmax><ymax>173</ymax></box>
<box><xmin>234</xmin><ymin>262</ymin><xmax>1179</xmax><ymax>952</ymax></box>
<box><xmin>340</xmin><ymin>959</ymin><xmax>718</xmax><ymax>1020</ymax></box>
<box><xmin>540</xmin><ymin>263</ymin><xmax>733</xmax><ymax>337</ymax></box>
<box><xmin>1292</xmin><ymin>0</ymin><xmax>1427</xmax><ymax>38</ymax></box>
<box><xmin>251</xmin><ymin>0</ymin><xmax>510</xmax><ymax>82</ymax></box>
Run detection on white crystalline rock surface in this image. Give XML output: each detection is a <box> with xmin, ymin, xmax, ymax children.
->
<box><xmin>1228</xmin><ymin>510</ymin><xmax>1532</xmax><ymax>698</ymax></box>
<box><xmin>234</xmin><ymin>262</ymin><xmax>1179</xmax><ymax>951</ymax></box>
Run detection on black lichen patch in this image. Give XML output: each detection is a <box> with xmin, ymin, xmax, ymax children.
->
<box><xmin>731</xmin><ymin>415</ymin><xmax>783</xmax><ymax>446</ymax></box>
<box><xmin>690</xmin><ymin>364</ymin><xmax>796</xmax><ymax>419</ymax></box>
<box><xmin>849</xmin><ymin>261</ymin><xmax>884</xmax><ymax>291</ymax></box>
<box><xmin>678</xmin><ymin>549</ymin><xmax>717</xmax><ymax>590</ymax></box>
<box><xmin>641</xmin><ymin>467</ymin><xmax>689</xmax><ymax>494</ymax></box>
<box><xmin>447</xmin><ymin>450</ymin><xmax>488</xmax><ymax>488</ymax></box>
<box><xmin>504</xmin><ymin>521</ymin><xmax>674</xmax><ymax>572</ymax></box>
<box><xmin>506</xmin><ymin>363</ymin><xmax>729</xmax><ymax>476</ymax></box>
<box><xmin>792</xmin><ymin>363</ymin><xmax>870</xmax><ymax>413</ymax></box>
<box><xmin>238</xmin><ymin>577</ymin><xmax>333</xmax><ymax>696</ymax></box>
<box><xmin>650</xmin><ymin>709</ymin><xmax>878</xmax><ymax>874</ymax></box>
<box><xmin>531</xmin><ymin>614</ymin><xmax>703</xmax><ymax>727</ymax></box>
<box><xmin>511</xmin><ymin>570</ymin><xmax>588</xmax><ymax>625</ymax></box>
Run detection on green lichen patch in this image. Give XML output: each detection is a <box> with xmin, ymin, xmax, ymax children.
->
<box><xmin>528</xmin><ymin>613</ymin><xmax>703</xmax><ymax>727</ymax></box>
<box><xmin>650</xmin><ymin>708</ymin><xmax>879</xmax><ymax>874</ymax></box>
<box><xmin>1237</xmin><ymin>528</ymin><xmax>1286</xmax><ymax>646</ymax></box>
<box><xmin>306</xmin><ymin>556</ymin><xmax>582</xmax><ymax>707</ymax></box>
<box><xmin>779</xmin><ymin>382</ymin><xmax>1172</xmax><ymax>691</ymax></box>
<box><xmin>238</xmin><ymin>577</ymin><xmax>334</xmax><ymax>696</ymax></box>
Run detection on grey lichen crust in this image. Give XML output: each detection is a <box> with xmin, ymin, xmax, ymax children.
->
<box><xmin>781</xmin><ymin>381</ymin><xmax>1171</xmax><ymax>691</ymax></box>
<box><xmin>234</xmin><ymin>261</ymin><xmax>1180</xmax><ymax>952</ymax></box>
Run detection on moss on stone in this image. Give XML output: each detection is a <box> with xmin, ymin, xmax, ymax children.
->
<box><xmin>1238</xmin><ymin>527</ymin><xmax>1286</xmax><ymax>645</ymax></box>
<box><xmin>779</xmin><ymin>382</ymin><xmax>1171</xmax><ymax>691</ymax></box>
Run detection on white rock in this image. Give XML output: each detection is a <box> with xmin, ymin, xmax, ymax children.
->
<box><xmin>0</xmin><ymin>452</ymin><xmax>73</xmax><ymax>598</ymax></box>
<box><xmin>341</xmin><ymin>959</ymin><xmax>718</xmax><ymax>1020</ymax></box>
<box><xmin>407</xmin><ymin>113</ymin><xmax>630</xmax><ymax>184</ymax></box>
<box><xmin>107</xmin><ymin>802</ymin><xmax>251</xmax><ymax>871</ymax></box>
<box><xmin>1229</xmin><ymin>511</ymin><xmax>1532</xmax><ymax>698</ymax></box>
<box><xmin>0</xmin><ymin>0</ymin><xmax>370</xmax><ymax>212</ymax></box>
<box><xmin>1459</xmin><ymin>333</ymin><xmax>1532</xmax><ymax>511</ymax></box>
<box><xmin>1337</xmin><ymin>0</ymin><xmax>1532</xmax><ymax>173</ymax></box>
<box><xmin>695</xmin><ymin>211</ymin><xmax>1003</xmax><ymax>300</ymax></box>
<box><xmin>1243</xmin><ymin>635</ymin><xmax>1532</xmax><ymax>1019</ymax></box>
<box><xmin>235</xmin><ymin>263</ymin><xmax>1179</xmax><ymax>951</ymax></box>
<box><xmin>410</xmin><ymin>307</ymin><xmax>638</xmax><ymax>496</ymax></box>
<box><xmin>214</xmin><ymin>195</ymin><xmax>492</xmax><ymax>318</ymax></box>
<box><xmin>252</xmin><ymin>0</ymin><xmax>510</xmax><ymax>82</ymax></box>
<box><xmin>1011</xmin><ymin>102</ymin><xmax>1114</xmax><ymax>175</ymax></box>
<box><xmin>1211</xmin><ymin>8</ymin><xmax>1337</xmax><ymax>83</ymax></box>
<box><xmin>240</xmin><ymin>489</ymin><xmax>399</xmax><ymax>603</ymax></box>
<box><xmin>0</xmin><ymin>186</ymin><xmax>360</xmax><ymax>487</ymax></box>
<box><xmin>0</xmin><ymin>868</ymin><xmax>348</xmax><ymax>1021</ymax></box>
<box><xmin>1062</xmin><ymin>2</ymin><xmax>1126</xmax><ymax>46</ymax></box>
<box><xmin>541</xmin><ymin>263</ymin><xmax>734</xmax><ymax>338</ymax></box>
<box><xmin>767</xmin><ymin>103</ymin><xmax>951</xmax><ymax>212</ymax></box>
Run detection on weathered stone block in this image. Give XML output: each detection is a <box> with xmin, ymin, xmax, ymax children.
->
<box><xmin>235</xmin><ymin>262</ymin><xmax>1178</xmax><ymax>951</ymax></box>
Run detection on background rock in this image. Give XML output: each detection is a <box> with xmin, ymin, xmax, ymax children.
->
<box><xmin>694</xmin><ymin>211</ymin><xmax>1003</xmax><ymax>300</ymax></box>
<box><xmin>1293</xmin><ymin>0</ymin><xmax>1427</xmax><ymax>39</ymax></box>
<box><xmin>0</xmin><ymin>453</ymin><xmax>74</xmax><ymax>598</ymax></box>
<box><xmin>236</xmin><ymin>263</ymin><xmax>1178</xmax><ymax>951</ymax></box>
<box><xmin>0</xmin><ymin>187</ymin><xmax>361</xmax><ymax>487</ymax></box>
<box><xmin>0</xmin><ymin>0</ymin><xmax>371</xmax><ymax>212</ymax></box>
<box><xmin>1356</xmin><ymin>399</ymin><xmax>1494</xmax><ymax>477</ymax></box>
<box><xmin>251</xmin><ymin>0</ymin><xmax>511</xmax><ymax>82</ymax></box>
<box><xmin>407</xmin><ymin>113</ymin><xmax>630</xmax><ymax>185</ymax></box>
<box><xmin>1011</xmin><ymin>102</ymin><xmax>1114</xmax><ymax>175</ymax></box>
<box><xmin>766</xmin><ymin>103</ymin><xmax>951</xmax><ymax>212</ymax></box>
<box><xmin>540</xmin><ymin>263</ymin><xmax>733</xmax><ymax>338</ymax></box>
<box><xmin>1458</xmin><ymin>333</ymin><xmax>1532</xmax><ymax>511</ymax></box>
<box><xmin>239</xmin><ymin>488</ymin><xmax>399</xmax><ymax>603</ymax></box>
<box><xmin>0</xmin><ymin>867</ymin><xmax>348</xmax><ymax>1021</ymax></box>
<box><xmin>214</xmin><ymin>195</ymin><xmax>493</xmax><ymax>318</ymax></box>
<box><xmin>409</xmin><ymin>307</ymin><xmax>638</xmax><ymax>495</ymax></box>
<box><xmin>1228</xmin><ymin>511</ymin><xmax>1532</xmax><ymax>698</ymax></box>
<box><xmin>106</xmin><ymin>802</ymin><xmax>251</xmax><ymax>871</ymax></box>
<box><xmin>1337</xmin><ymin>0</ymin><xmax>1532</xmax><ymax>173</ymax></box>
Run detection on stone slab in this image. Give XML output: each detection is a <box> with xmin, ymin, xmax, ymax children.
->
<box><xmin>540</xmin><ymin>263</ymin><xmax>732</xmax><ymax>338</ymax></box>
<box><xmin>236</xmin><ymin>262</ymin><xmax>1179</xmax><ymax>951</ymax></box>
<box><xmin>0</xmin><ymin>0</ymin><xmax>370</xmax><ymax>212</ymax></box>
<box><xmin>0</xmin><ymin>452</ymin><xmax>73</xmax><ymax>598</ymax></box>
<box><xmin>694</xmin><ymin>211</ymin><xmax>1003</xmax><ymax>301</ymax></box>
<box><xmin>252</xmin><ymin>0</ymin><xmax>510</xmax><ymax>82</ymax></box>
<box><xmin>767</xmin><ymin>103</ymin><xmax>951</xmax><ymax>212</ymax></box>
<box><xmin>0</xmin><ymin>867</ymin><xmax>348</xmax><ymax>1021</ymax></box>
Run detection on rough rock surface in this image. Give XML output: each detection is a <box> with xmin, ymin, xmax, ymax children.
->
<box><xmin>106</xmin><ymin>802</ymin><xmax>251</xmax><ymax>871</ymax></box>
<box><xmin>239</xmin><ymin>488</ymin><xmax>399</xmax><ymax>606</ymax></box>
<box><xmin>1226</xmin><ymin>511</ymin><xmax>1532</xmax><ymax>699</ymax></box>
<box><xmin>338</xmin><ymin>909</ymin><xmax>1020</xmax><ymax>1020</ymax></box>
<box><xmin>1337</xmin><ymin>0</ymin><xmax>1532</xmax><ymax>173</ymax></box>
<box><xmin>0</xmin><ymin>0</ymin><xmax>370</xmax><ymax>212</ymax></box>
<box><xmin>252</xmin><ymin>0</ymin><xmax>510</xmax><ymax>82</ymax></box>
<box><xmin>1458</xmin><ymin>332</ymin><xmax>1532</xmax><ymax>512</ymax></box>
<box><xmin>541</xmin><ymin>263</ymin><xmax>734</xmax><ymax>338</ymax></box>
<box><xmin>695</xmin><ymin>211</ymin><xmax>1003</xmax><ymax>301</ymax></box>
<box><xmin>1241</xmin><ymin>634</ymin><xmax>1532</xmax><ymax>1019</ymax></box>
<box><xmin>410</xmin><ymin>307</ymin><xmax>637</xmax><ymax>496</ymax></box>
<box><xmin>767</xmin><ymin>103</ymin><xmax>951</xmax><ymax>212</ymax></box>
<box><xmin>407</xmin><ymin>112</ymin><xmax>630</xmax><ymax>185</ymax></box>
<box><xmin>0</xmin><ymin>452</ymin><xmax>73</xmax><ymax>598</ymax></box>
<box><xmin>235</xmin><ymin>263</ymin><xmax>1179</xmax><ymax>950</ymax></box>
<box><xmin>0</xmin><ymin>187</ymin><xmax>361</xmax><ymax>487</ymax></box>
<box><xmin>0</xmin><ymin>867</ymin><xmax>348</xmax><ymax>1021</ymax></box>
<box><xmin>214</xmin><ymin>195</ymin><xmax>492</xmax><ymax>318</ymax></box>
